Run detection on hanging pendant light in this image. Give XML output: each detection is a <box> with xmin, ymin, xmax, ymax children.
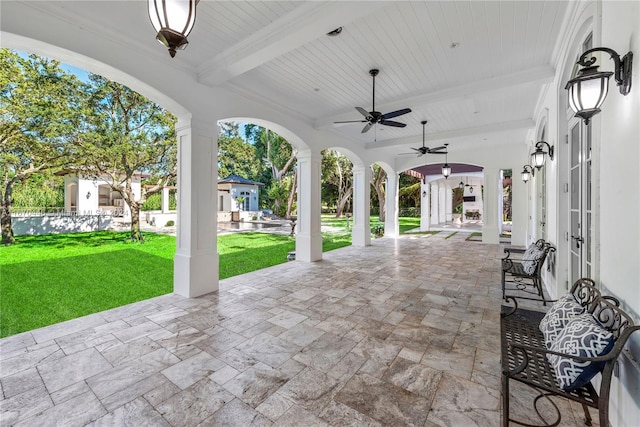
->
<box><xmin>441</xmin><ymin>143</ymin><xmax>451</xmax><ymax>179</ymax></box>
<box><xmin>148</xmin><ymin>0</ymin><xmax>198</xmax><ymax>58</ymax></box>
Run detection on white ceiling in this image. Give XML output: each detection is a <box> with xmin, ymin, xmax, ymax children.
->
<box><xmin>2</xmin><ymin>0</ymin><xmax>570</xmax><ymax>158</ymax></box>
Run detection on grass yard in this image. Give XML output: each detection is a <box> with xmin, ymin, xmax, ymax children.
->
<box><xmin>0</xmin><ymin>230</ymin><xmax>351</xmax><ymax>338</ymax></box>
<box><xmin>321</xmin><ymin>215</ymin><xmax>421</xmax><ymax>234</ymax></box>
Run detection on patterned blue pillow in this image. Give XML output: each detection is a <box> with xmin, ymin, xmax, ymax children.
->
<box><xmin>522</xmin><ymin>243</ymin><xmax>544</xmax><ymax>274</ymax></box>
<box><xmin>547</xmin><ymin>313</ymin><xmax>614</xmax><ymax>391</ymax></box>
<box><xmin>539</xmin><ymin>294</ymin><xmax>584</xmax><ymax>349</ymax></box>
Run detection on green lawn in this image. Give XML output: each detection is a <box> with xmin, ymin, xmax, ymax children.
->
<box><xmin>321</xmin><ymin>215</ymin><xmax>421</xmax><ymax>234</ymax></box>
<box><xmin>0</xmin><ymin>230</ymin><xmax>352</xmax><ymax>338</ymax></box>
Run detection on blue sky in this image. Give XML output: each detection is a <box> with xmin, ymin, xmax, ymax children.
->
<box><xmin>16</xmin><ymin>49</ymin><xmax>91</xmax><ymax>82</ymax></box>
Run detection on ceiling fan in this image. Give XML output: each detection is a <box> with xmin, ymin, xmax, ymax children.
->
<box><xmin>399</xmin><ymin>120</ymin><xmax>448</xmax><ymax>157</ymax></box>
<box><xmin>334</xmin><ymin>69</ymin><xmax>411</xmax><ymax>133</ymax></box>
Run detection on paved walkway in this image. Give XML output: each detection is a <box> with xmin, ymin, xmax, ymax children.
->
<box><xmin>0</xmin><ymin>235</ymin><xmax>597</xmax><ymax>426</ymax></box>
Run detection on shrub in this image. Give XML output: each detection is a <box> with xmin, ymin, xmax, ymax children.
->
<box><xmin>165</xmin><ymin>220</ymin><xmax>175</xmax><ymax>226</ymax></box>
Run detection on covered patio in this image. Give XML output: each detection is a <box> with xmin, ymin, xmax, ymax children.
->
<box><xmin>0</xmin><ymin>236</ymin><xmax>596</xmax><ymax>426</ymax></box>
<box><xmin>1</xmin><ymin>0</ymin><xmax>638</xmax><ymax>425</ymax></box>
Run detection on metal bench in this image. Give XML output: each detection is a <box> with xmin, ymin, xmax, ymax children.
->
<box><xmin>502</xmin><ymin>239</ymin><xmax>555</xmax><ymax>304</ymax></box>
<box><xmin>501</xmin><ymin>278</ymin><xmax>639</xmax><ymax>426</ymax></box>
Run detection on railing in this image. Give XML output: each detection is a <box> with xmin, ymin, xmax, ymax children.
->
<box><xmin>10</xmin><ymin>207</ymin><xmax>124</xmax><ymax>217</ymax></box>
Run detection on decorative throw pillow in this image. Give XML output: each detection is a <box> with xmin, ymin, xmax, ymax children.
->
<box><xmin>522</xmin><ymin>243</ymin><xmax>544</xmax><ymax>274</ymax></box>
<box><xmin>547</xmin><ymin>313</ymin><xmax>614</xmax><ymax>391</ymax></box>
<box><xmin>539</xmin><ymin>294</ymin><xmax>584</xmax><ymax>349</ymax></box>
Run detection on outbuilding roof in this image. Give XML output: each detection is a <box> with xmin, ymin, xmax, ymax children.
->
<box><xmin>218</xmin><ymin>174</ymin><xmax>265</xmax><ymax>186</ymax></box>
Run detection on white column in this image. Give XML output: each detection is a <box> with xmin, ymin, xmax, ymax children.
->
<box><xmin>296</xmin><ymin>150</ymin><xmax>322</xmax><ymax>261</ymax></box>
<box><xmin>384</xmin><ymin>172</ymin><xmax>399</xmax><ymax>237</ymax></box>
<box><xmin>173</xmin><ymin>117</ymin><xmax>219</xmax><ymax>297</ymax></box>
<box><xmin>445</xmin><ymin>182</ymin><xmax>452</xmax><ymax>223</ymax></box>
<box><xmin>482</xmin><ymin>168</ymin><xmax>500</xmax><ymax>244</ymax></box>
<box><xmin>352</xmin><ymin>165</ymin><xmax>371</xmax><ymax>246</ymax></box>
<box><xmin>161</xmin><ymin>187</ymin><xmax>170</xmax><ymax>213</ymax></box>
<box><xmin>438</xmin><ymin>183</ymin><xmax>446</xmax><ymax>224</ymax></box>
<box><xmin>420</xmin><ymin>180</ymin><xmax>430</xmax><ymax>231</ymax></box>
<box><xmin>430</xmin><ymin>181</ymin><xmax>439</xmax><ymax>225</ymax></box>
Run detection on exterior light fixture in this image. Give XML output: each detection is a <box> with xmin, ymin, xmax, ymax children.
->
<box><xmin>441</xmin><ymin>144</ymin><xmax>451</xmax><ymax>179</ymax></box>
<box><xmin>459</xmin><ymin>181</ymin><xmax>465</xmax><ymax>189</ymax></box>
<box><xmin>422</xmin><ymin>190</ymin><xmax>427</xmax><ymax>198</ymax></box>
<box><xmin>86</xmin><ymin>191</ymin><xmax>91</xmax><ymax>199</ymax></box>
<box><xmin>565</xmin><ymin>47</ymin><xmax>633</xmax><ymax>125</ymax></box>
<box><xmin>521</xmin><ymin>165</ymin><xmax>535</xmax><ymax>183</ymax></box>
<box><xmin>531</xmin><ymin>141</ymin><xmax>554</xmax><ymax>169</ymax></box>
<box><xmin>148</xmin><ymin>0</ymin><xmax>198</xmax><ymax>58</ymax></box>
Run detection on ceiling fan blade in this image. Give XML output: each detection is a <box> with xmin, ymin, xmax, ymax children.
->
<box><xmin>428</xmin><ymin>151</ymin><xmax>447</xmax><ymax>155</ymax></box>
<box><xmin>410</xmin><ymin>147</ymin><xmax>420</xmax><ymax>151</ymax></box>
<box><xmin>428</xmin><ymin>145</ymin><xmax>447</xmax><ymax>152</ymax></box>
<box><xmin>361</xmin><ymin>122</ymin><xmax>374</xmax><ymax>133</ymax></box>
<box><xmin>355</xmin><ymin>107</ymin><xmax>371</xmax><ymax>119</ymax></box>
<box><xmin>417</xmin><ymin>153</ymin><xmax>424</xmax><ymax>157</ymax></box>
<box><xmin>380</xmin><ymin>120</ymin><xmax>406</xmax><ymax>128</ymax></box>
<box><xmin>333</xmin><ymin>120</ymin><xmax>367</xmax><ymax>124</ymax></box>
<box><xmin>381</xmin><ymin>108</ymin><xmax>411</xmax><ymax>120</ymax></box>
<box><xmin>398</xmin><ymin>152</ymin><xmax>416</xmax><ymax>155</ymax></box>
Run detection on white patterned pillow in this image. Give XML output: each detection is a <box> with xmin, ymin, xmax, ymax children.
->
<box><xmin>547</xmin><ymin>313</ymin><xmax>614</xmax><ymax>391</ymax></box>
<box><xmin>539</xmin><ymin>294</ymin><xmax>584</xmax><ymax>349</ymax></box>
<box><xmin>522</xmin><ymin>243</ymin><xmax>544</xmax><ymax>275</ymax></box>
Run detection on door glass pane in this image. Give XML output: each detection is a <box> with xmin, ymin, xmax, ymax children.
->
<box><xmin>587</xmin><ymin>161</ymin><xmax>592</xmax><ymax>210</ymax></box>
<box><xmin>571</xmin><ymin>124</ymin><xmax>580</xmax><ymax>167</ymax></box>
<box><xmin>571</xmin><ymin>168</ymin><xmax>580</xmax><ymax>209</ymax></box>
<box><xmin>587</xmin><ymin>212</ymin><xmax>592</xmax><ymax>263</ymax></box>
<box><xmin>571</xmin><ymin>251</ymin><xmax>580</xmax><ymax>281</ymax></box>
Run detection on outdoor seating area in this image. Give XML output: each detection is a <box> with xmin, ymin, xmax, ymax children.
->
<box><xmin>501</xmin><ymin>278</ymin><xmax>639</xmax><ymax>427</ymax></box>
<box><xmin>0</xmin><ymin>235</ymin><xmax>601</xmax><ymax>426</ymax></box>
<box><xmin>501</xmin><ymin>239</ymin><xmax>556</xmax><ymax>303</ymax></box>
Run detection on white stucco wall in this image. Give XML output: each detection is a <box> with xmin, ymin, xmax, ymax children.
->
<box><xmin>532</xmin><ymin>1</ymin><xmax>640</xmax><ymax>424</ymax></box>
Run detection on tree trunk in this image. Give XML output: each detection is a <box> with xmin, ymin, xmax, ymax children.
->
<box><xmin>371</xmin><ymin>166</ymin><xmax>386</xmax><ymax>222</ymax></box>
<box><xmin>286</xmin><ymin>170</ymin><xmax>297</xmax><ymax>217</ymax></box>
<box><xmin>335</xmin><ymin>185</ymin><xmax>353</xmax><ymax>218</ymax></box>
<box><xmin>1</xmin><ymin>181</ymin><xmax>16</xmax><ymax>245</ymax></box>
<box><xmin>129</xmin><ymin>202</ymin><xmax>141</xmax><ymax>242</ymax></box>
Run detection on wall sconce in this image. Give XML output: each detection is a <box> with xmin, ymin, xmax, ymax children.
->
<box><xmin>441</xmin><ymin>143</ymin><xmax>451</xmax><ymax>179</ymax></box>
<box><xmin>148</xmin><ymin>0</ymin><xmax>198</xmax><ymax>58</ymax></box>
<box><xmin>521</xmin><ymin>165</ymin><xmax>535</xmax><ymax>183</ymax></box>
<box><xmin>531</xmin><ymin>141</ymin><xmax>554</xmax><ymax>169</ymax></box>
<box><xmin>422</xmin><ymin>190</ymin><xmax>427</xmax><ymax>198</ymax></box>
<box><xmin>565</xmin><ymin>47</ymin><xmax>633</xmax><ymax>125</ymax></box>
<box><xmin>86</xmin><ymin>191</ymin><xmax>91</xmax><ymax>199</ymax></box>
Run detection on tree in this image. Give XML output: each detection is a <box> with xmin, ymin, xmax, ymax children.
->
<box><xmin>322</xmin><ymin>150</ymin><xmax>353</xmax><ymax>217</ymax></box>
<box><xmin>0</xmin><ymin>49</ymin><xmax>82</xmax><ymax>245</ymax></box>
<box><xmin>217</xmin><ymin>134</ymin><xmax>259</xmax><ymax>180</ymax></box>
<box><xmin>370</xmin><ymin>164</ymin><xmax>386</xmax><ymax>222</ymax></box>
<box><xmin>78</xmin><ymin>74</ymin><xmax>176</xmax><ymax>241</ymax></box>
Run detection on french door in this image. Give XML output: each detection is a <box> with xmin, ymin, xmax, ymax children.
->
<box><xmin>568</xmin><ymin>118</ymin><xmax>593</xmax><ymax>283</ymax></box>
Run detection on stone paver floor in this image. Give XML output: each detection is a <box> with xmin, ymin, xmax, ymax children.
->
<box><xmin>0</xmin><ymin>233</ymin><xmax>599</xmax><ymax>426</ymax></box>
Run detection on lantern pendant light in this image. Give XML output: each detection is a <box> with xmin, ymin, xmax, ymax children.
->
<box><xmin>441</xmin><ymin>144</ymin><xmax>451</xmax><ymax>179</ymax></box>
<box><xmin>148</xmin><ymin>0</ymin><xmax>198</xmax><ymax>58</ymax></box>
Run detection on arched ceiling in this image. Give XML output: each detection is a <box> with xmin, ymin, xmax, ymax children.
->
<box><xmin>1</xmin><ymin>1</ymin><xmax>570</xmax><ymax>166</ymax></box>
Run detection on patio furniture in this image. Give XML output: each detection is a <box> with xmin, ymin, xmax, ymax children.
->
<box><xmin>501</xmin><ymin>278</ymin><xmax>639</xmax><ymax>427</ymax></box>
<box><xmin>501</xmin><ymin>239</ymin><xmax>555</xmax><ymax>304</ymax></box>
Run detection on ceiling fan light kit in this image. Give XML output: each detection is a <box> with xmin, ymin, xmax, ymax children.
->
<box><xmin>333</xmin><ymin>69</ymin><xmax>411</xmax><ymax>133</ymax></box>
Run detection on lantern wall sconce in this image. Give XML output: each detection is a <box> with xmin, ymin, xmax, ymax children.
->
<box><xmin>86</xmin><ymin>191</ymin><xmax>91</xmax><ymax>199</ymax></box>
<box><xmin>521</xmin><ymin>165</ymin><xmax>535</xmax><ymax>183</ymax></box>
<box><xmin>565</xmin><ymin>47</ymin><xmax>633</xmax><ymax>125</ymax></box>
<box><xmin>148</xmin><ymin>0</ymin><xmax>199</xmax><ymax>58</ymax></box>
<box><xmin>531</xmin><ymin>141</ymin><xmax>554</xmax><ymax>169</ymax></box>
<box><xmin>422</xmin><ymin>190</ymin><xmax>427</xmax><ymax>198</ymax></box>
<box><xmin>441</xmin><ymin>143</ymin><xmax>451</xmax><ymax>179</ymax></box>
